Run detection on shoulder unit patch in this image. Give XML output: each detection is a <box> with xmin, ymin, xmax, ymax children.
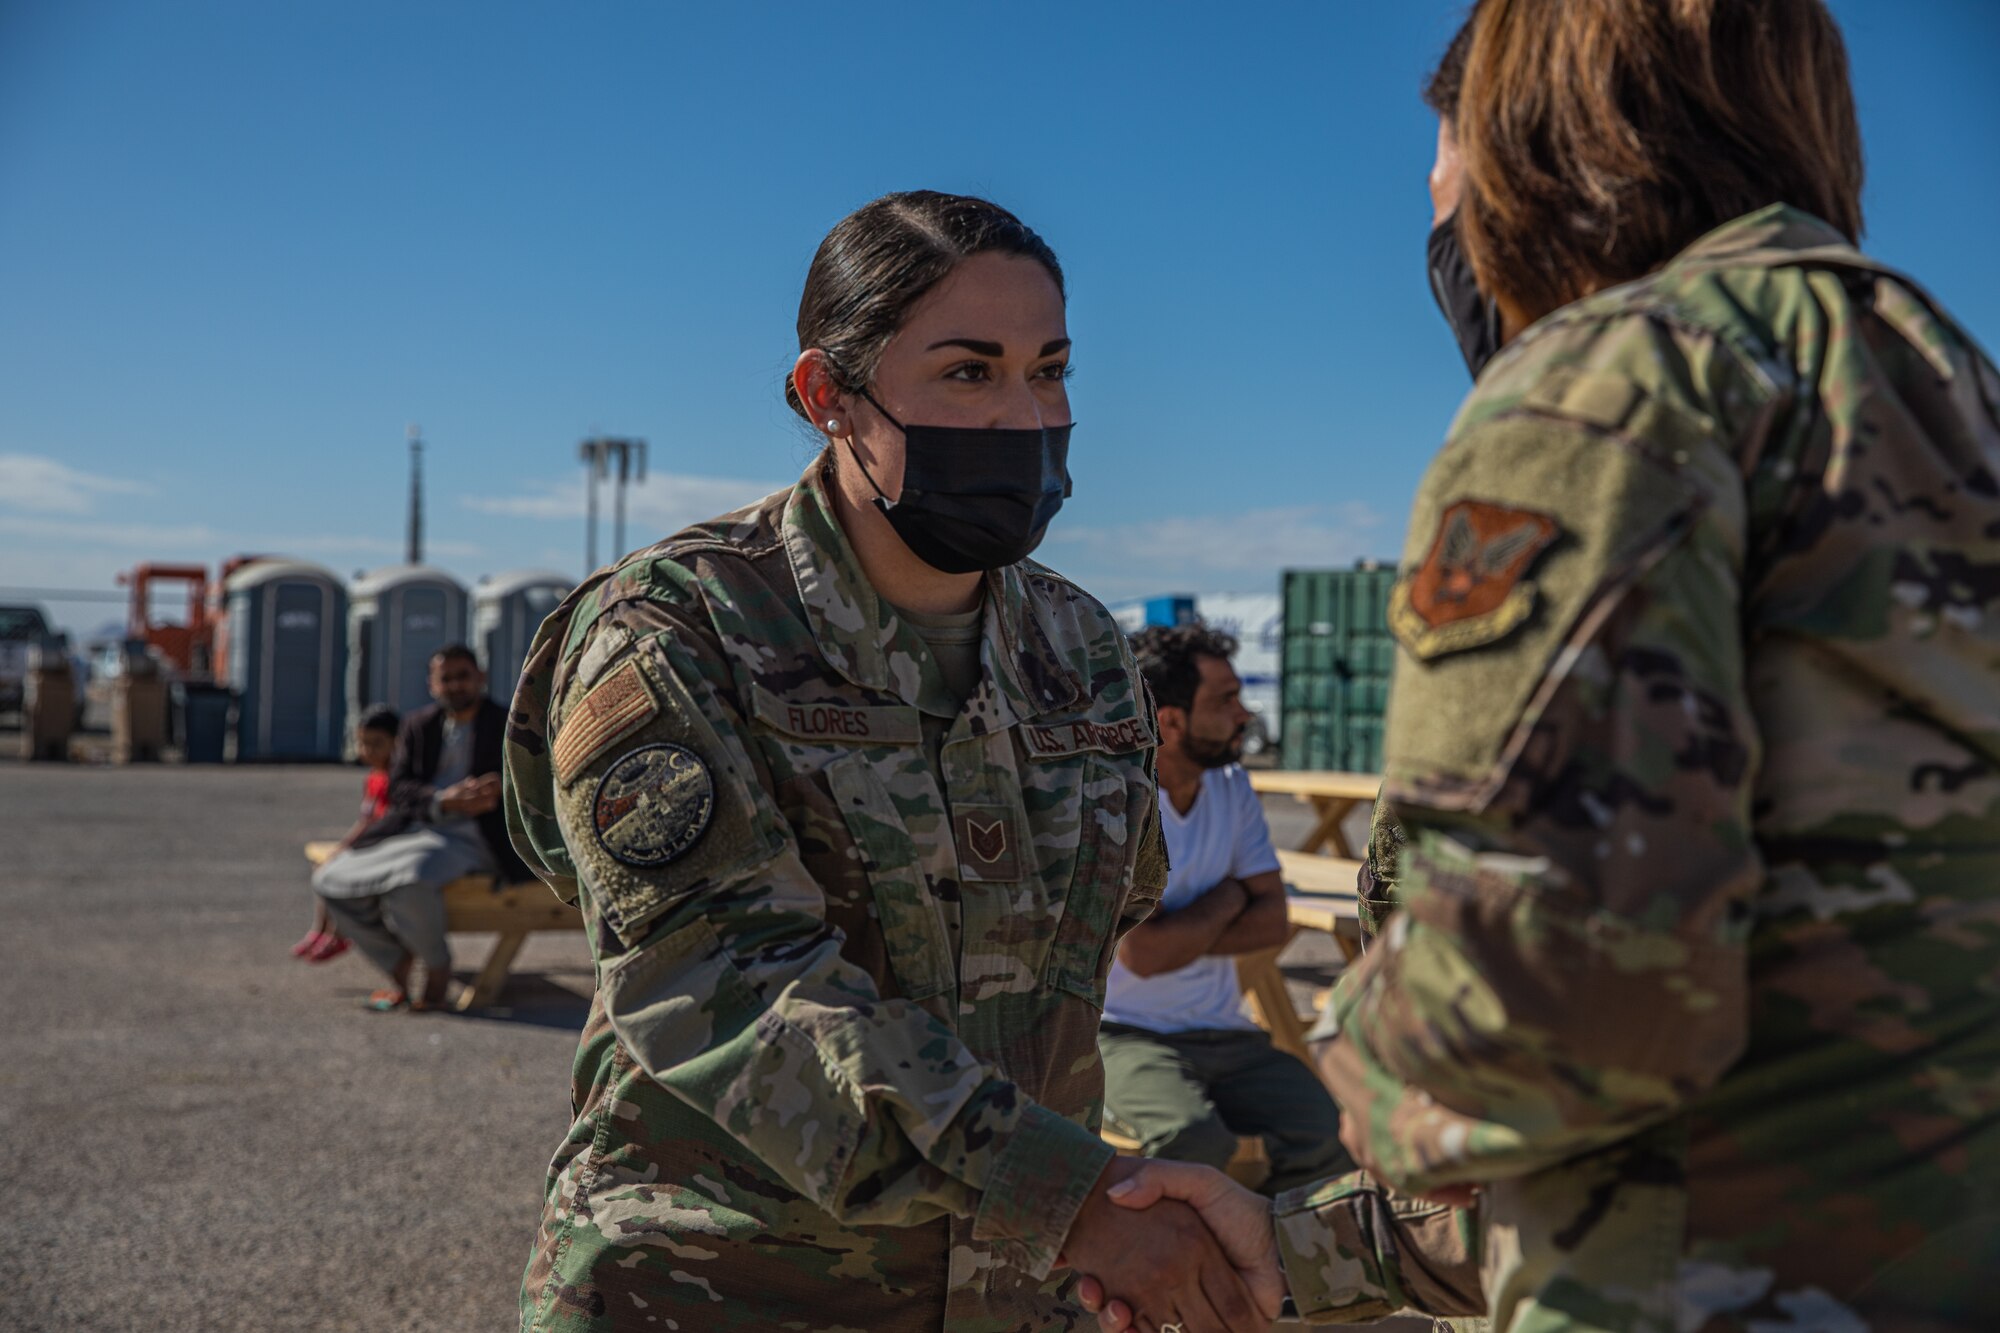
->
<box><xmin>1390</xmin><ymin>500</ymin><xmax>1561</xmax><ymax>660</ymax></box>
<box><xmin>592</xmin><ymin>742</ymin><xmax>716</xmax><ymax>867</ymax></box>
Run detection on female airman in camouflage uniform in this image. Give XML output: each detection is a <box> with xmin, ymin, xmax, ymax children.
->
<box><xmin>503</xmin><ymin>193</ymin><xmax>1271</xmax><ymax>1333</ymax></box>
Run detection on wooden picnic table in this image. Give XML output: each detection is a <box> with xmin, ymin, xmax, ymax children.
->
<box><xmin>304</xmin><ymin>840</ymin><xmax>583</xmax><ymax>1011</ymax></box>
<box><xmin>1247</xmin><ymin>768</ymin><xmax>1382</xmax><ymax>858</ymax></box>
<box><xmin>1235</xmin><ymin>848</ymin><xmax>1365</xmax><ymax>1063</ymax></box>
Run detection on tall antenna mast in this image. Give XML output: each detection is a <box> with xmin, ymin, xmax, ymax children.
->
<box><xmin>406</xmin><ymin>423</ymin><xmax>424</xmax><ymax>565</ymax></box>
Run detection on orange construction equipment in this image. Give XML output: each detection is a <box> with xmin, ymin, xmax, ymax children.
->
<box><xmin>117</xmin><ymin>563</ymin><xmax>215</xmax><ymax>679</ymax></box>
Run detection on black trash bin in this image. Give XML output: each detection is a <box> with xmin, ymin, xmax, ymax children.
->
<box><xmin>176</xmin><ymin>683</ymin><xmax>233</xmax><ymax>763</ymax></box>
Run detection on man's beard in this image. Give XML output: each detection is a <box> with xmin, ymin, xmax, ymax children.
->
<box><xmin>1181</xmin><ymin>730</ymin><xmax>1242</xmax><ymax>770</ymax></box>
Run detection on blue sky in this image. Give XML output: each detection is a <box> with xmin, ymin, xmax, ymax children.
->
<box><xmin>3</xmin><ymin>1</ymin><xmax>1997</xmax><ymax>642</ymax></box>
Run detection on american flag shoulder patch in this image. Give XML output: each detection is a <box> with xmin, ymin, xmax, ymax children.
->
<box><xmin>554</xmin><ymin>657</ymin><xmax>659</xmax><ymax>785</ymax></box>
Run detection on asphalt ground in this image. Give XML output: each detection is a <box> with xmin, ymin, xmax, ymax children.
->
<box><xmin>0</xmin><ymin>749</ymin><xmax>1360</xmax><ymax>1333</ymax></box>
<box><xmin>0</xmin><ymin>758</ymin><xmax>593</xmax><ymax>1332</ymax></box>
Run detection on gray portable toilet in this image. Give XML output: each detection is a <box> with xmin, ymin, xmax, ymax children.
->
<box><xmin>348</xmin><ymin>564</ymin><xmax>470</xmax><ymax>717</ymax></box>
<box><xmin>224</xmin><ymin>560</ymin><xmax>348</xmax><ymax>761</ymax></box>
<box><xmin>474</xmin><ymin>570</ymin><xmax>573</xmax><ymax>702</ymax></box>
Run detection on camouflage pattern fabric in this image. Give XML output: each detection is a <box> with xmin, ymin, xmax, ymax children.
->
<box><xmin>502</xmin><ymin>453</ymin><xmax>1168</xmax><ymax>1331</ymax></box>
<box><xmin>1355</xmin><ymin>792</ymin><xmax>1405</xmax><ymax>939</ymax></box>
<box><xmin>1301</xmin><ymin>206</ymin><xmax>2000</xmax><ymax>1331</ymax></box>
<box><xmin>1294</xmin><ymin>800</ymin><xmax>1492</xmax><ymax>1329</ymax></box>
<box><xmin>1272</xmin><ymin>1171</ymin><xmax>1485</xmax><ymax>1323</ymax></box>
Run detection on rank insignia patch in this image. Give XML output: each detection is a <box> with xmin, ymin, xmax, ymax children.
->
<box><xmin>1390</xmin><ymin>500</ymin><xmax>1561</xmax><ymax>660</ymax></box>
<box><xmin>954</xmin><ymin>807</ymin><xmax>1022</xmax><ymax>882</ymax></box>
<box><xmin>592</xmin><ymin>743</ymin><xmax>716</xmax><ymax>867</ymax></box>
<box><xmin>967</xmin><ymin>818</ymin><xmax>1007</xmax><ymax>863</ymax></box>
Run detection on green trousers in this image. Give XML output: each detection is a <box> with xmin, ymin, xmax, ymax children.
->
<box><xmin>1098</xmin><ymin>1022</ymin><xmax>1354</xmax><ymax>1195</ymax></box>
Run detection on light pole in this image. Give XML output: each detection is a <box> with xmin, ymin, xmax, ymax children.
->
<box><xmin>578</xmin><ymin>436</ymin><xmax>646</xmax><ymax>574</ymax></box>
<box><xmin>612</xmin><ymin>438</ymin><xmax>647</xmax><ymax>558</ymax></box>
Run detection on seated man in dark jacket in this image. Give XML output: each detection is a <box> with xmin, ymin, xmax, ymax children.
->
<box><xmin>313</xmin><ymin>644</ymin><xmax>529</xmax><ymax>1010</ymax></box>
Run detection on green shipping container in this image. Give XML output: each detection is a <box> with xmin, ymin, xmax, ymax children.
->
<box><xmin>1280</xmin><ymin>563</ymin><xmax>1399</xmax><ymax>774</ymax></box>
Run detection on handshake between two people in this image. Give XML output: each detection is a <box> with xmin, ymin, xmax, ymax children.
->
<box><xmin>1057</xmin><ymin>1156</ymin><xmax>1282</xmax><ymax>1333</ymax></box>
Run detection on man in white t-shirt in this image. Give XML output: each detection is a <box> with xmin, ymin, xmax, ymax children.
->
<box><xmin>1101</xmin><ymin>624</ymin><xmax>1352</xmax><ymax>1193</ymax></box>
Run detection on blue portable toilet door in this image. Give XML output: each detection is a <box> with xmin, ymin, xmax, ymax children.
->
<box><xmin>266</xmin><ymin>582</ymin><xmax>334</xmax><ymax>757</ymax></box>
<box><xmin>499</xmin><ymin>586</ymin><xmax>564</xmax><ymax>702</ymax></box>
<box><xmin>478</xmin><ymin>615</ymin><xmax>505</xmax><ymax>699</ymax></box>
<box><xmin>390</xmin><ymin>587</ymin><xmax>450</xmax><ymax>713</ymax></box>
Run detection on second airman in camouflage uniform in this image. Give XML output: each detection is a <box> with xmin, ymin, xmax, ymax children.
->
<box><xmin>1266</xmin><ymin>1</ymin><xmax>2000</xmax><ymax>1324</ymax></box>
<box><xmin>1293</xmin><ymin>206</ymin><xmax>2000</xmax><ymax>1333</ymax></box>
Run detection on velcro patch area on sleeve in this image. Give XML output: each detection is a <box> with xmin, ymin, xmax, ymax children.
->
<box><xmin>554</xmin><ymin>657</ymin><xmax>659</xmax><ymax>785</ymax></box>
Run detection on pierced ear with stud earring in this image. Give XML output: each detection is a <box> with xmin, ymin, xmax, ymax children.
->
<box><xmin>824</xmin><ymin>419</ymin><xmax>841</xmax><ymax>436</ymax></box>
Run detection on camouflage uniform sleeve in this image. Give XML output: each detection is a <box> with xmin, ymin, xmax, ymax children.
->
<box><xmin>527</xmin><ymin>585</ymin><xmax>1111</xmax><ymax>1280</ymax></box>
<box><xmin>1320</xmin><ymin>339</ymin><xmax>1763</xmax><ymax>1192</ymax></box>
<box><xmin>1124</xmin><ymin>673</ymin><xmax>1170</xmax><ymax>921</ymax></box>
<box><xmin>1273</xmin><ymin>1171</ymin><xmax>1484</xmax><ymax>1323</ymax></box>
<box><xmin>1355</xmin><ymin>791</ymin><xmax>1404</xmax><ymax>940</ymax></box>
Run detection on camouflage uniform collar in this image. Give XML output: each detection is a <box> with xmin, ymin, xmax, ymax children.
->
<box><xmin>1497</xmin><ymin>205</ymin><xmax>1862</xmax><ymax>370</ymax></box>
<box><xmin>783</xmin><ymin>453</ymin><xmax>1079</xmax><ymax>723</ymax></box>
<box><xmin>1664</xmin><ymin>204</ymin><xmax>1854</xmax><ymax>272</ymax></box>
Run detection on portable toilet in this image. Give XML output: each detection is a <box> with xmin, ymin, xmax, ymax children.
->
<box><xmin>348</xmin><ymin>564</ymin><xmax>470</xmax><ymax>717</ymax></box>
<box><xmin>474</xmin><ymin>570</ymin><xmax>573</xmax><ymax>702</ymax></box>
<box><xmin>224</xmin><ymin>560</ymin><xmax>348</xmax><ymax>761</ymax></box>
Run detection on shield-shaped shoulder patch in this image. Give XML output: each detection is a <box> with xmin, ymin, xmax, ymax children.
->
<box><xmin>1390</xmin><ymin>500</ymin><xmax>1562</xmax><ymax>660</ymax></box>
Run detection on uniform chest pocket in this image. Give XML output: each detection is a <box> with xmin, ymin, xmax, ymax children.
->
<box><xmin>823</xmin><ymin>750</ymin><xmax>955</xmax><ymax>1007</ymax></box>
<box><xmin>1045</xmin><ymin>756</ymin><xmax>1141</xmax><ymax>1007</ymax></box>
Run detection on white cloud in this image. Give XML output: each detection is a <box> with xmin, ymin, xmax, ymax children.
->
<box><xmin>0</xmin><ymin>471</ymin><xmax>493</xmax><ymax>643</ymax></box>
<box><xmin>1046</xmin><ymin>501</ymin><xmax>1392</xmax><ymax>599</ymax></box>
<box><xmin>0</xmin><ymin>455</ymin><xmax>481</xmax><ymax>569</ymax></box>
<box><xmin>0</xmin><ymin>514</ymin><xmax>477</xmax><ymax>560</ymax></box>
<box><xmin>0</xmin><ymin>454</ymin><xmax>149</xmax><ymax>515</ymax></box>
<box><xmin>0</xmin><ymin>514</ymin><xmax>218</xmax><ymax>548</ymax></box>
<box><xmin>465</xmin><ymin>477</ymin><xmax>1395</xmax><ymax>604</ymax></box>
<box><xmin>463</xmin><ymin>471</ymin><xmax>787</xmax><ymax>537</ymax></box>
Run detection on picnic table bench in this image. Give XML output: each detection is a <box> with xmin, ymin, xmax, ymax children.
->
<box><xmin>1246</xmin><ymin>768</ymin><xmax>1380</xmax><ymax>857</ymax></box>
<box><xmin>304</xmin><ymin>840</ymin><xmax>583</xmax><ymax>1012</ymax></box>
<box><xmin>1234</xmin><ymin>769</ymin><xmax>1381</xmax><ymax>1065</ymax></box>
<box><xmin>1234</xmin><ymin>856</ymin><xmax>1365</xmax><ymax>1064</ymax></box>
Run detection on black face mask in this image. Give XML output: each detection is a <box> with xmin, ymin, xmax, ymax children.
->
<box><xmin>849</xmin><ymin>388</ymin><xmax>1073</xmax><ymax>575</ymax></box>
<box><xmin>1427</xmin><ymin>213</ymin><xmax>1504</xmax><ymax>380</ymax></box>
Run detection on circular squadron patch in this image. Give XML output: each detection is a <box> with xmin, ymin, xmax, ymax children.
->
<box><xmin>591</xmin><ymin>743</ymin><xmax>716</xmax><ymax>867</ymax></box>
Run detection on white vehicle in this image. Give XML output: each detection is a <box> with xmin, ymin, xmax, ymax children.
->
<box><xmin>1112</xmin><ymin>592</ymin><xmax>1284</xmax><ymax>756</ymax></box>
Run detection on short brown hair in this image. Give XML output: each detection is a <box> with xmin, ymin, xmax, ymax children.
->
<box><xmin>1454</xmin><ymin>0</ymin><xmax>1864</xmax><ymax>321</ymax></box>
<box><xmin>1421</xmin><ymin>7</ymin><xmax>1479</xmax><ymax>119</ymax></box>
<box><xmin>1131</xmin><ymin>623</ymin><xmax>1238</xmax><ymax>713</ymax></box>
